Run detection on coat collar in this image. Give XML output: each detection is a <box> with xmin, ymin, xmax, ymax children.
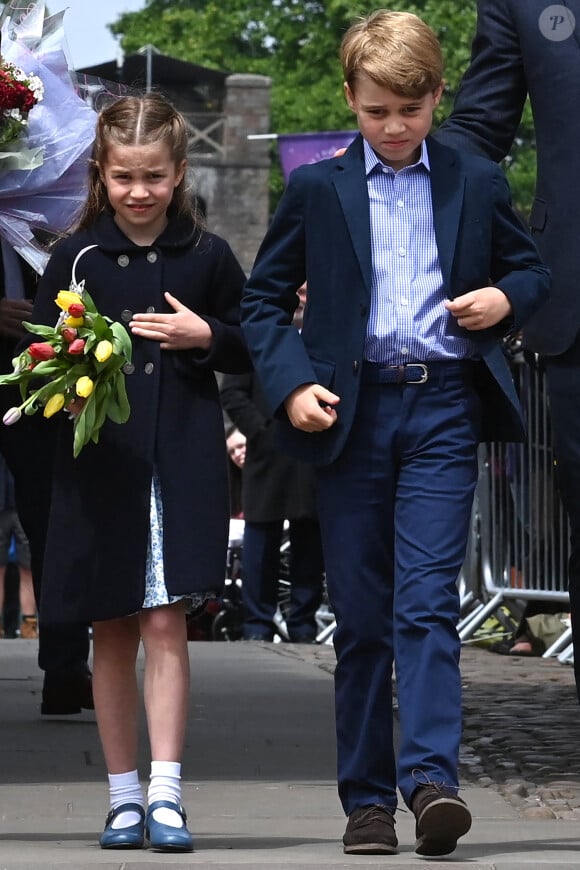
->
<box><xmin>91</xmin><ymin>210</ymin><xmax>200</xmax><ymax>253</ymax></box>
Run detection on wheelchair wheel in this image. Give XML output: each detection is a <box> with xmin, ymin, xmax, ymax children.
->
<box><xmin>211</xmin><ymin>607</ymin><xmax>243</xmax><ymax>641</ymax></box>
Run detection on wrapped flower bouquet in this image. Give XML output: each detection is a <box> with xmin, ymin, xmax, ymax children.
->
<box><xmin>0</xmin><ymin>265</ymin><xmax>132</xmax><ymax>457</ymax></box>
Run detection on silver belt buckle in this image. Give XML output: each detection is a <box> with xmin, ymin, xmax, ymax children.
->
<box><xmin>408</xmin><ymin>363</ymin><xmax>428</xmax><ymax>384</ymax></box>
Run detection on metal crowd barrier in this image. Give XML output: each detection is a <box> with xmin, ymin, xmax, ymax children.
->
<box><xmin>458</xmin><ymin>357</ymin><xmax>573</xmax><ymax>663</ymax></box>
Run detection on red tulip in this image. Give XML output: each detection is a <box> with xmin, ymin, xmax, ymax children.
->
<box><xmin>68</xmin><ymin>303</ymin><xmax>85</xmax><ymax>317</ymax></box>
<box><xmin>61</xmin><ymin>327</ymin><xmax>78</xmax><ymax>343</ymax></box>
<box><xmin>29</xmin><ymin>342</ymin><xmax>56</xmax><ymax>361</ymax></box>
<box><xmin>67</xmin><ymin>338</ymin><xmax>86</xmax><ymax>355</ymax></box>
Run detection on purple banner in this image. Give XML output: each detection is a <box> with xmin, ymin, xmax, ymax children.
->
<box><xmin>278</xmin><ymin>130</ymin><xmax>357</xmax><ymax>181</ymax></box>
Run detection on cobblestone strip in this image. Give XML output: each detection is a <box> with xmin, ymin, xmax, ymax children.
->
<box><xmin>274</xmin><ymin>640</ymin><xmax>580</xmax><ymax>819</ymax></box>
<box><xmin>459</xmin><ymin>646</ymin><xmax>580</xmax><ymax>819</ymax></box>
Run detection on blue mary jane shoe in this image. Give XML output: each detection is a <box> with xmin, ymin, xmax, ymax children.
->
<box><xmin>146</xmin><ymin>800</ymin><xmax>194</xmax><ymax>852</ymax></box>
<box><xmin>99</xmin><ymin>802</ymin><xmax>145</xmax><ymax>849</ymax></box>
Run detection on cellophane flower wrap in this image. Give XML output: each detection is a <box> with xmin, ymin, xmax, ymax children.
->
<box><xmin>0</xmin><ymin>260</ymin><xmax>132</xmax><ymax>457</ymax></box>
<box><xmin>0</xmin><ymin>1</ymin><xmax>97</xmax><ymax>273</ymax></box>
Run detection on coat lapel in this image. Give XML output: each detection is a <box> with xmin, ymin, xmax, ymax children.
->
<box><xmin>332</xmin><ymin>136</ymin><xmax>373</xmax><ymax>294</ymax></box>
<box><xmin>427</xmin><ymin>136</ymin><xmax>465</xmax><ymax>297</ymax></box>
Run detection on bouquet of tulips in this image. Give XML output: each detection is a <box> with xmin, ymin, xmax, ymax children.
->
<box><xmin>0</xmin><ymin>283</ymin><xmax>132</xmax><ymax>457</ymax></box>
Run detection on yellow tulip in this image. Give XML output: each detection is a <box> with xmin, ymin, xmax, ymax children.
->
<box><xmin>43</xmin><ymin>393</ymin><xmax>65</xmax><ymax>418</ymax></box>
<box><xmin>65</xmin><ymin>315</ymin><xmax>84</xmax><ymax>328</ymax></box>
<box><xmin>55</xmin><ymin>290</ymin><xmax>83</xmax><ymax>311</ymax></box>
<box><xmin>75</xmin><ymin>376</ymin><xmax>94</xmax><ymax>398</ymax></box>
<box><xmin>94</xmin><ymin>340</ymin><xmax>113</xmax><ymax>362</ymax></box>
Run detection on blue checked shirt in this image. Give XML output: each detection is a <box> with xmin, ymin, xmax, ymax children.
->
<box><xmin>363</xmin><ymin>138</ymin><xmax>474</xmax><ymax>364</ymax></box>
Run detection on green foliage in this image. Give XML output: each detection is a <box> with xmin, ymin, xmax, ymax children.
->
<box><xmin>110</xmin><ymin>0</ymin><xmax>536</xmax><ymax>213</ymax></box>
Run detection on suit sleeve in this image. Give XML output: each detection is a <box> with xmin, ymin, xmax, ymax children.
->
<box><xmin>488</xmin><ymin>164</ymin><xmax>550</xmax><ymax>328</ymax></box>
<box><xmin>241</xmin><ymin>172</ymin><xmax>320</xmax><ymax>416</ymax></box>
<box><xmin>220</xmin><ymin>372</ymin><xmax>270</xmax><ymax>440</ymax></box>
<box><xmin>437</xmin><ymin>0</ymin><xmax>528</xmax><ymax>161</ymax></box>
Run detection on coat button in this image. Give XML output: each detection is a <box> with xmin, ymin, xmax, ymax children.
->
<box><xmin>146</xmin><ymin>251</ymin><xmax>158</xmax><ymax>263</ymax></box>
<box><xmin>118</xmin><ymin>254</ymin><xmax>130</xmax><ymax>267</ymax></box>
<box><xmin>122</xmin><ymin>362</ymin><xmax>135</xmax><ymax>375</ymax></box>
<box><xmin>353</xmin><ymin>360</ymin><xmax>359</xmax><ymax>373</ymax></box>
<box><xmin>144</xmin><ymin>362</ymin><xmax>154</xmax><ymax>374</ymax></box>
<box><xmin>146</xmin><ymin>306</ymin><xmax>155</xmax><ymax>313</ymax></box>
<box><xmin>121</xmin><ymin>309</ymin><xmax>133</xmax><ymax>322</ymax></box>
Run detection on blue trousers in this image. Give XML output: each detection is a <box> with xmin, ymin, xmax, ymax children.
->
<box><xmin>242</xmin><ymin>518</ymin><xmax>324</xmax><ymax>640</ymax></box>
<box><xmin>316</xmin><ymin>366</ymin><xmax>481</xmax><ymax>813</ymax></box>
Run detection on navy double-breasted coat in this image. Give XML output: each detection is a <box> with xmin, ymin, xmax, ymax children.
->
<box><xmin>30</xmin><ymin>212</ymin><xmax>249</xmax><ymax>624</ymax></box>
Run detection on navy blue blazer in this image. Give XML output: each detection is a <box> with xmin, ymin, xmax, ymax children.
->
<box><xmin>437</xmin><ymin>0</ymin><xmax>578</xmax><ymax>355</ymax></box>
<box><xmin>241</xmin><ymin>134</ymin><xmax>550</xmax><ymax>467</ymax></box>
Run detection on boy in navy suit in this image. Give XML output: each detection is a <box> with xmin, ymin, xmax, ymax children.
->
<box><xmin>241</xmin><ymin>9</ymin><xmax>550</xmax><ymax>857</ymax></box>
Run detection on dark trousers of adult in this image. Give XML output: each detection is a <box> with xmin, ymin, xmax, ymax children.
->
<box><xmin>241</xmin><ymin>518</ymin><xmax>324</xmax><ymax>641</ymax></box>
<box><xmin>0</xmin><ymin>416</ymin><xmax>90</xmax><ymax>673</ymax></box>
<box><xmin>315</xmin><ymin>362</ymin><xmax>481</xmax><ymax>814</ymax></box>
<box><xmin>544</xmin><ymin>336</ymin><xmax>580</xmax><ymax>703</ymax></box>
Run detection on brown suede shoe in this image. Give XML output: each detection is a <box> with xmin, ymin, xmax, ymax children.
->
<box><xmin>343</xmin><ymin>804</ymin><xmax>398</xmax><ymax>854</ymax></box>
<box><xmin>412</xmin><ymin>785</ymin><xmax>472</xmax><ymax>856</ymax></box>
<box><xmin>20</xmin><ymin>616</ymin><xmax>38</xmax><ymax>640</ymax></box>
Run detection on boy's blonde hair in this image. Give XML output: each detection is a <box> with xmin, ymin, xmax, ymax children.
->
<box><xmin>341</xmin><ymin>9</ymin><xmax>443</xmax><ymax>97</ymax></box>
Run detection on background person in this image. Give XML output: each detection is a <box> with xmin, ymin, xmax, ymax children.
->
<box><xmin>0</xmin><ymin>453</ymin><xmax>36</xmax><ymax>639</ymax></box>
<box><xmin>436</xmin><ymin>0</ymin><xmax>580</xmax><ymax>698</ymax></box>
<box><xmin>0</xmin><ymin>239</ymin><xmax>93</xmax><ymax>713</ymax></box>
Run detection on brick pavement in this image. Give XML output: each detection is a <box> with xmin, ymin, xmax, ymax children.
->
<box><xmin>280</xmin><ymin>640</ymin><xmax>580</xmax><ymax>822</ymax></box>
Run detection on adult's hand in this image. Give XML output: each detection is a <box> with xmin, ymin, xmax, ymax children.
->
<box><xmin>0</xmin><ymin>298</ymin><xmax>33</xmax><ymax>338</ymax></box>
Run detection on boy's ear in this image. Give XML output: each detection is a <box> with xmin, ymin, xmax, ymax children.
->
<box><xmin>433</xmin><ymin>81</ymin><xmax>445</xmax><ymax>107</ymax></box>
<box><xmin>344</xmin><ymin>82</ymin><xmax>356</xmax><ymax>111</ymax></box>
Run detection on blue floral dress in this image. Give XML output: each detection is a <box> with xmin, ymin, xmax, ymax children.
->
<box><xmin>143</xmin><ymin>470</ymin><xmax>213</xmax><ymax>611</ymax></box>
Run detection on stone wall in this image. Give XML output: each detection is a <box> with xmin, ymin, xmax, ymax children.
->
<box><xmin>189</xmin><ymin>74</ymin><xmax>272</xmax><ymax>275</ymax></box>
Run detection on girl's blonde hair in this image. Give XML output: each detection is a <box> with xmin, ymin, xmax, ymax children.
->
<box><xmin>341</xmin><ymin>10</ymin><xmax>443</xmax><ymax>97</ymax></box>
<box><xmin>74</xmin><ymin>92</ymin><xmax>201</xmax><ymax>231</ymax></box>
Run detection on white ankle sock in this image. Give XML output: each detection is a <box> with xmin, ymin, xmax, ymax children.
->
<box><xmin>108</xmin><ymin>770</ymin><xmax>144</xmax><ymax>829</ymax></box>
<box><xmin>148</xmin><ymin>760</ymin><xmax>184</xmax><ymax>828</ymax></box>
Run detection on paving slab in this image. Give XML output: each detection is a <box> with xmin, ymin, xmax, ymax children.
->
<box><xmin>0</xmin><ymin>639</ymin><xmax>579</xmax><ymax>867</ymax></box>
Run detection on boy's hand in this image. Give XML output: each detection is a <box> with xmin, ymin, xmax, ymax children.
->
<box><xmin>129</xmin><ymin>292</ymin><xmax>212</xmax><ymax>350</ymax></box>
<box><xmin>445</xmin><ymin>286</ymin><xmax>512</xmax><ymax>330</ymax></box>
<box><xmin>285</xmin><ymin>384</ymin><xmax>339</xmax><ymax>432</ymax></box>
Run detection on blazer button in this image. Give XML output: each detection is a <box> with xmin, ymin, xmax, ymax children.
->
<box><xmin>118</xmin><ymin>254</ymin><xmax>130</xmax><ymax>267</ymax></box>
<box><xmin>122</xmin><ymin>362</ymin><xmax>135</xmax><ymax>375</ymax></box>
<box><xmin>144</xmin><ymin>362</ymin><xmax>154</xmax><ymax>374</ymax></box>
<box><xmin>353</xmin><ymin>360</ymin><xmax>359</xmax><ymax>373</ymax></box>
<box><xmin>121</xmin><ymin>309</ymin><xmax>133</xmax><ymax>322</ymax></box>
<box><xmin>146</xmin><ymin>251</ymin><xmax>158</xmax><ymax>263</ymax></box>
<box><xmin>146</xmin><ymin>306</ymin><xmax>155</xmax><ymax>313</ymax></box>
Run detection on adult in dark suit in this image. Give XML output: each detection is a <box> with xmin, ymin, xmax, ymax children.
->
<box><xmin>241</xmin><ymin>10</ymin><xmax>549</xmax><ymax>856</ymax></box>
<box><xmin>220</xmin><ymin>367</ymin><xmax>324</xmax><ymax>642</ymax></box>
<box><xmin>436</xmin><ymin>0</ymin><xmax>580</xmax><ymax>698</ymax></box>
<box><xmin>0</xmin><ymin>240</ymin><xmax>93</xmax><ymax>714</ymax></box>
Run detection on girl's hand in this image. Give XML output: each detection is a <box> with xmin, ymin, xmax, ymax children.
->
<box><xmin>284</xmin><ymin>384</ymin><xmax>339</xmax><ymax>432</ymax></box>
<box><xmin>445</xmin><ymin>286</ymin><xmax>512</xmax><ymax>330</ymax></box>
<box><xmin>129</xmin><ymin>292</ymin><xmax>212</xmax><ymax>350</ymax></box>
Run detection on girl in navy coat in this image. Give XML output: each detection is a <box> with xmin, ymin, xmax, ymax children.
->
<box><xmin>29</xmin><ymin>94</ymin><xmax>248</xmax><ymax>851</ymax></box>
